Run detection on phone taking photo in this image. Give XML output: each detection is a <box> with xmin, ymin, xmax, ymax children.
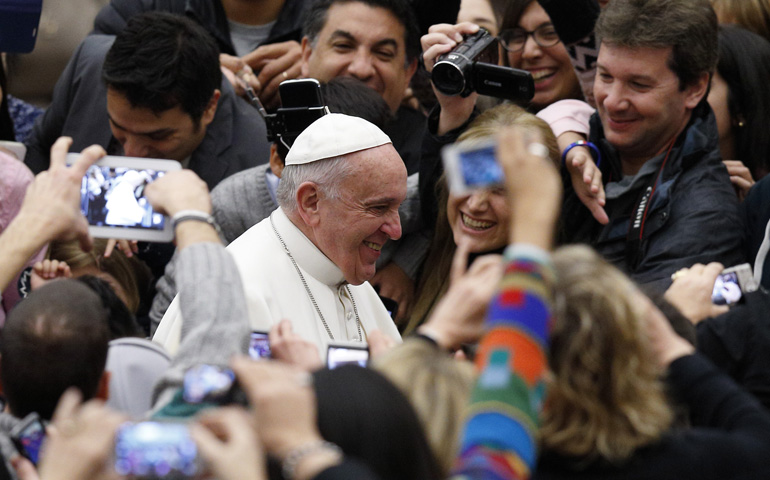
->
<box><xmin>68</xmin><ymin>154</ymin><xmax>181</xmax><ymax>243</ymax></box>
<box><xmin>442</xmin><ymin>139</ymin><xmax>503</xmax><ymax>194</ymax></box>
<box><xmin>248</xmin><ymin>331</ymin><xmax>271</xmax><ymax>360</ymax></box>
<box><xmin>114</xmin><ymin>421</ymin><xmax>198</xmax><ymax>479</ymax></box>
<box><xmin>10</xmin><ymin>412</ymin><xmax>46</xmax><ymax>466</ymax></box>
<box><xmin>326</xmin><ymin>343</ymin><xmax>370</xmax><ymax>369</ymax></box>
<box><xmin>711</xmin><ymin>263</ymin><xmax>758</xmax><ymax>305</ymax></box>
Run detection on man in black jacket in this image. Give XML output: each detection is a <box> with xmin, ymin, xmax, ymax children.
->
<box><xmin>559</xmin><ymin>0</ymin><xmax>745</xmax><ymax>291</ymax></box>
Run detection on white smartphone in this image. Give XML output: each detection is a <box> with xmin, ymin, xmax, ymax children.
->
<box><xmin>711</xmin><ymin>263</ymin><xmax>758</xmax><ymax>305</ymax></box>
<box><xmin>326</xmin><ymin>342</ymin><xmax>369</xmax><ymax>369</ymax></box>
<box><xmin>442</xmin><ymin>139</ymin><xmax>502</xmax><ymax>194</ymax></box>
<box><xmin>67</xmin><ymin>154</ymin><xmax>181</xmax><ymax>242</ymax></box>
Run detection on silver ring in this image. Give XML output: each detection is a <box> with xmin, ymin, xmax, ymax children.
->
<box><xmin>528</xmin><ymin>142</ymin><xmax>548</xmax><ymax>158</ymax></box>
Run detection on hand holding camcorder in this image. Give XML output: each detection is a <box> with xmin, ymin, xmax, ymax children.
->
<box><xmin>431</xmin><ymin>28</ymin><xmax>534</xmax><ymax>102</ymax></box>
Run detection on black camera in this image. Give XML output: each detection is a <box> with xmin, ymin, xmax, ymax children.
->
<box><xmin>431</xmin><ymin>28</ymin><xmax>534</xmax><ymax>102</ymax></box>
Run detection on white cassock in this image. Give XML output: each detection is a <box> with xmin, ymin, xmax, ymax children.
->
<box><xmin>153</xmin><ymin>208</ymin><xmax>402</xmax><ymax>358</ymax></box>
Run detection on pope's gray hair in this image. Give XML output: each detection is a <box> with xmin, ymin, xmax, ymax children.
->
<box><xmin>276</xmin><ymin>156</ymin><xmax>356</xmax><ymax>211</ymax></box>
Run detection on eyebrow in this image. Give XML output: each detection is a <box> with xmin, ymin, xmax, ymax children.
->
<box><xmin>329</xmin><ymin>29</ymin><xmax>399</xmax><ymax>51</ymax></box>
<box><xmin>596</xmin><ymin>63</ymin><xmax>656</xmax><ymax>83</ymax></box>
<box><xmin>365</xmin><ymin>196</ymin><xmax>401</xmax><ymax>206</ymax></box>
<box><xmin>108</xmin><ymin>115</ymin><xmax>176</xmax><ymax>137</ymax></box>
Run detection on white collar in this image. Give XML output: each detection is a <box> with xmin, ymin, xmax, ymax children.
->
<box><xmin>271</xmin><ymin>208</ymin><xmax>346</xmax><ymax>286</ymax></box>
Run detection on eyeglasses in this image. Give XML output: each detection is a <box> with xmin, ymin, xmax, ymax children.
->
<box><xmin>498</xmin><ymin>24</ymin><xmax>561</xmax><ymax>53</ymax></box>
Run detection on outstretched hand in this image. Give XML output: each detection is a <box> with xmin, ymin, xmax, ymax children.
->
<box><xmin>420</xmin><ymin>238</ymin><xmax>504</xmax><ymax>351</ymax></box>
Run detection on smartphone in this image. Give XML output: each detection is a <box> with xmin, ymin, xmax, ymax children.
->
<box><xmin>10</xmin><ymin>412</ymin><xmax>46</xmax><ymax>466</ymax></box>
<box><xmin>114</xmin><ymin>421</ymin><xmax>198</xmax><ymax>479</ymax></box>
<box><xmin>68</xmin><ymin>154</ymin><xmax>181</xmax><ymax>242</ymax></box>
<box><xmin>326</xmin><ymin>343</ymin><xmax>370</xmax><ymax>369</ymax></box>
<box><xmin>442</xmin><ymin>139</ymin><xmax>503</xmax><ymax>194</ymax></box>
<box><xmin>712</xmin><ymin>263</ymin><xmax>758</xmax><ymax>305</ymax></box>
<box><xmin>182</xmin><ymin>364</ymin><xmax>238</xmax><ymax>404</ymax></box>
<box><xmin>248</xmin><ymin>331</ymin><xmax>272</xmax><ymax>360</ymax></box>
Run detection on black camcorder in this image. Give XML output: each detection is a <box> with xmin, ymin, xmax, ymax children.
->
<box><xmin>431</xmin><ymin>28</ymin><xmax>534</xmax><ymax>102</ymax></box>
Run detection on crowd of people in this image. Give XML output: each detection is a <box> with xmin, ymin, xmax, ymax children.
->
<box><xmin>1</xmin><ymin>0</ymin><xmax>770</xmax><ymax>479</ymax></box>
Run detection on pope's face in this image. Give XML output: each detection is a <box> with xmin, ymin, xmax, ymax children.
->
<box><xmin>300</xmin><ymin>2</ymin><xmax>416</xmax><ymax>113</ymax></box>
<box><xmin>313</xmin><ymin>144</ymin><xmax>407</xmax><ymax>285</ymax></box>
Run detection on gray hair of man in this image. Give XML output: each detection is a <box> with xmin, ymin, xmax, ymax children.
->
<box><xmin>276</xmin><ymin>155</ymin><xmax>358</xmax><ymax>211</ymax></box>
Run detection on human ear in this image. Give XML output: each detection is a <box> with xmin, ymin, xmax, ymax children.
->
<box><xmin>200</xmin><ymin>89</ymin><xmax>221</xmax><ymax>129</ymax></box>
<box><xmin>269</xmin><ymin>144</ymin><xmax>284</xmax><ymax>178</ymax></box>
<box><xmin>300</xmin><ymin>37</ymin><xmax>313</xmax><ymax>78</ymax></box>
<box><xmin>684</xmin><ymin>72</ymin><xmax>711</xmax><ymax>109</ymax></box>
<box><xmin>295</xmin><ymin>181</ymin><xmax>321</xmax><ymax>226</ymax></box>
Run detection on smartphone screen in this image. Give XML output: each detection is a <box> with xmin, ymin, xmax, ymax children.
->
<box><xmin>457</xmin><ymin>144</ymin><xmax>503</xmax><ymax>189</ymax></box>
<box><xmin>182</xmin><ymin>364</ymin><xmax>236</xmax><ymax>404</ymax></box>
<box><xmin>443</xmin><ymin>140</ymin><xmax>504</xmax><ymax>193</ymax></box>
<box><xmin>81</xmin><ymin>165</ymin><xmax>166</xmax><ymax>231</ymax></box>
<box><xmin>114</xmin><ymin>422</ymin><xmax>197</xmax><ymax>478</ymax></box>
<box><xmin>248</xmin><ymin>331</ymin><xmax>271</xmax><ymax>360</ymax></box>
<box><xmin>11</xmin><ymin>416</ymin><xmax>46</xmax><ymax>465</ymax></box>
<box><xmin>327</xmin><ymin>345</ymin><xmax>369</xmax><ymax>369</ymax></box>
<box><xmin>712</xmin><ymin>271</ymin><xmax>743</xmax><ymax>305</ymax></box>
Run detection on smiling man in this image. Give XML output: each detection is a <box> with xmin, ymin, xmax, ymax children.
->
<box><xmin>24</xmin><ymin>12</ymin><xmax>269</xmax><ymax>191</ymax></box>
<box><xmin>154</xmin><ymin>114</ymin><xmax>404</xmax><ymax>355</ymax></box>
<box><xmin>299</xmin><ymin>0</ymin><xmax>424</xmax><ymax>175</ymax></box>
<box><xmin>560</xmin><ymin>0</ymin><xmax>745</xmax><ymax>291</ymax></box>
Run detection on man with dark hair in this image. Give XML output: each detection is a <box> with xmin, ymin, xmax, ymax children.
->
<box><xmin>558</xmin><ymin>0</ymin><xmax>744</xmax><ymax>291</ymax></box>
<box><xmin>24</xmin><ymin>11</ymin><xmax>269</xmax><ymax>192</ymax></box>
<box><xmin>1</xmin><ymin>281</ymin><xmax>111</xmax><ymax>420</ymax></box>
<box><xmin>299</xmin><ymin>0</ymin><xmax>425</xmax><ymax>175</ymax></box>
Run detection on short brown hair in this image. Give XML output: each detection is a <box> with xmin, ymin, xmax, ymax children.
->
<box><xmin>596</xmin><ymin>0</ymin><xmax>718</xmax><ymax>89</ymax></box>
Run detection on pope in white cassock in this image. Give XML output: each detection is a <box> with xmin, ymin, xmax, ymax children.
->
<box><xmin>153</xmin><ymin>114</ymin><xmax>405</xmax><ymax>357</ymax></box>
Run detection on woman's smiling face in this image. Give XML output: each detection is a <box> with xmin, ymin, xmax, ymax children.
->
<box><xmin>447</xmin><ymin>187</ymin><xmax>510</xmax><ymax>253</ymax></box>
<box><xmin>506</xmin><ymin>1</ymin><xmax>580</xmax><ymax>110</ymax></box>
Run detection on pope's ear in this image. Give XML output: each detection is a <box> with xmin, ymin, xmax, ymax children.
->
<box><xmin>295</xmin><ymin>181</ymin><xmax>321</xmax><ymax>226</ymax></box>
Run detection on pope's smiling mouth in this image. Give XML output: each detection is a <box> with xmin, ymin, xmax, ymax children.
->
<box><xmin>363</xmin><ymin>241</ymin><xmax>382</xmax><ymax>251</ymax></box>
<box><xmin>461</xmin><ymin>213</ymin><xmax>494</xmax><ymax>230</ymax></box>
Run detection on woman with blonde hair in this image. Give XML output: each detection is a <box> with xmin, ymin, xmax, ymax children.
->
<box><xmin>534</xmin><ymin>245</ymin><xmax>770</xmax><ymax>478</ymax></box>
<box><xmin>405</xmin><ymin>103</ymin><xmax>559</xmax><ymax>334</ymax></box>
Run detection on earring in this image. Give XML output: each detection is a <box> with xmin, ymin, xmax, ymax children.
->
<box><xmin>738</xmin><ymin>120</ymin><xmax>745</xmax><ymax>128</ymax></box>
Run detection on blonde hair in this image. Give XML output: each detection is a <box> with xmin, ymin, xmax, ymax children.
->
<box><xmin>541</xmin><ymin>246</ymin><xmax>673</xmax><ymax>463</ymax></box>
<box><xmin>405</xmin><ymin>103</ymin><xmax>559</xmax><ymax>333</ymax></box>
<box><xmin>372</xmin><ymin>339</ymin><xmax>475</xmax><ymax>476</ymax></box>
<box><xmin>48</xmin><ymin>239</ymin><xmax>151</xmax><ymax>313</ymax></box>
<box><xmin>712</xmin><ymin>0</ymin><xmax>770</xmax><ymax>43</ymax></box>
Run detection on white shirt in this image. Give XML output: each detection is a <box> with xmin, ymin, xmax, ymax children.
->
<box><xmin>153</xmin><ymin>208</ymin><xmax>401</xmax><ymax>357</ymax></box>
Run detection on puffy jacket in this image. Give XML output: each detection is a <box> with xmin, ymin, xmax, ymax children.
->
<box><xmin>560</xmin><ymin>101</ymin><xmax>745</xmax><ymax>292</ymax></box>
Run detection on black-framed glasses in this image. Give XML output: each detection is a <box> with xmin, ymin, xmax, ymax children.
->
<box><xmin>498</xmin><ymin>24</ymin><xmax>561</xmax><ymax>52</ymax></box>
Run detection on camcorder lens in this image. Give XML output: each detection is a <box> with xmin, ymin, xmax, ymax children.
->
<box><xmin>432</xmin><ymin>63</ymin><xmax>466</xmax><ymax>95</ymax></box>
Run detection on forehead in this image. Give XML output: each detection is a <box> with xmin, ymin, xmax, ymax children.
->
<box><xmin>518</xmin><ymin>2</ymin><xmax>550</xmax><ymax>28</ymax></box>
<box><xmin>106</xmin><ymin>89</ymin><xmax>191</xmax><ymax>129</ymax></box>
<box><xmin>597</xmin><ymin>44</ymin><xmax>676</xmax><ymax>79</ymax></box>
<box><xmin>340</xmin><ymin>144</ymin><xmax>407</xmax><ymax>198</ymax></box>
<box><xmin>319</xmin><ymin>2</ymin><xmax>407</xmax><ymax>49</ymax></box>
